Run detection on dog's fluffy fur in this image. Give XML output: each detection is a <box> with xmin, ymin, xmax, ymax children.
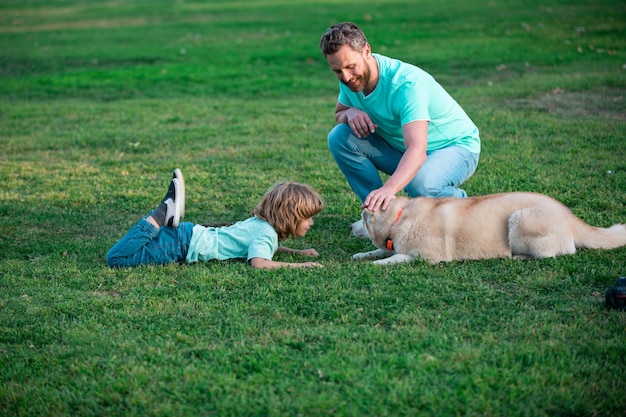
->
<box><xmin>351</xmin><ymin>192</ymin><xmax>626</xmax><ymax>265</ymax></box>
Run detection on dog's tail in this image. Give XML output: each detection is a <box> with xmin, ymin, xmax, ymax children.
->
<box><xmin>574</xmin><ymin>221</ymin><xmax>626</xmax><ymax>250</ymax></box>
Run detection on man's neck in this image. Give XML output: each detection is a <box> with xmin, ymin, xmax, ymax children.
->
<box><xmin>363</xmin><ymin>55</ymin><xmax>379</xmax><ymax>96</ymax></box>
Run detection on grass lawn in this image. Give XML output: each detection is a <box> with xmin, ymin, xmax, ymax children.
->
<box><xmin>1</xmin><ymin>0</ymin><xmax>625</xmax><ymax>416</ymax></box>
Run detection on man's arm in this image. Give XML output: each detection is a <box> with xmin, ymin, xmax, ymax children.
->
<box><xmin>363</xmin><ymin>120</ymin><xmax>428</xmax><ymax>211</ymax></box>
<box><xmin>334</xmin><ymin>102</ymin><xmax>378</xmax><ymax>138</ymax></box>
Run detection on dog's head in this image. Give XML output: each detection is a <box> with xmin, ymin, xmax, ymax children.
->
<box><xmin>350</xmin><ymin>199</ymin><xmax>406</xmax><ymax>248</ymax></box>
<box><xmin>350</xmin><ymin>216</ymin><xmax>370</xmax><ymax>239</ymax></box>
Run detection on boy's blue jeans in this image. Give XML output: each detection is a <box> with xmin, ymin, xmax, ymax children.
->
<box><xmin>328</xmin><ymin>123</ymin><xmax>479</xmax><ymax>202</ymax></box>
<box><xmin>106</xmin><ymin>214</ymin><xmax>194</xmax><ymax>268</ymax></box>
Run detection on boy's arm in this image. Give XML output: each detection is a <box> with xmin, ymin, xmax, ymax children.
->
<box><xmin>249</xmin><ymin>257</ymin><xmax>322</xmax><ymax>269</ymax></box>
<box><xmin>276</xmin><ymin>246</ymin><xmax>319</xmax><ymax>257</ymax></box>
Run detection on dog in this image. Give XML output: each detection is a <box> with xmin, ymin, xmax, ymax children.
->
<box><xmin>351</xmin><ymin>192</ymin><xmax>626</xmax><ymax>265</ymax></box>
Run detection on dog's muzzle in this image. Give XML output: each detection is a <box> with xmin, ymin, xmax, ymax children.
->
<box><xmin>350</xmin><ymin>219</ymin><xmax>369</xmax><ymax>238</ymax></box>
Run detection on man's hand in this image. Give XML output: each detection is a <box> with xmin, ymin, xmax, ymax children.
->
<box><xmin>344</xmin><ymin>108</ymin><xmax>378</xmax><ymax>138</ymax></box>
<box><xmin>363</xmin><ymin>186</ymin><xmax>396</xmax><ymax>212</ymax></box>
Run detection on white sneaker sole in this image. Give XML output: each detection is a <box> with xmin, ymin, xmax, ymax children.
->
<box><xmin>167</xmin><ymin>178</ymin><xmax>183</xmax><ymax>228</ymax></box>
<box><xmin>172</xmin><ymin>168</ymin><xmax>185</xmax><ymax>218</ymax></box>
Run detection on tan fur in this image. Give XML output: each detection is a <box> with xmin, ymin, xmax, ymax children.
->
<box><xmin>351</xmin><ymin>192</ymin><xmax>626</xmax><ymax>265</ymax></box>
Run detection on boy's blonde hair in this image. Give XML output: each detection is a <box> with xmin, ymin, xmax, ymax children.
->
<box><xmin>252</xmin><ymin>182</ymin><xmax>325</xmax><ymax>241</ymax></box>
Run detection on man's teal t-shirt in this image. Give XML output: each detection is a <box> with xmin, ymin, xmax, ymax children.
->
<box><xmin>337</xmin><ymin>53</ymin><xmax>480</xmax><ymax>154</ymax></box>
<box><xmin>185</xmin><ymin>217</ymin><xmax>278</xmax><ymax>263</ymax></box>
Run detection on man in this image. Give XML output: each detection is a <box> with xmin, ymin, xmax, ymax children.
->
<box><xmin>320</xmin><ymin>22</ymin><xmax>481</xmax><ymax>212</ymax></box>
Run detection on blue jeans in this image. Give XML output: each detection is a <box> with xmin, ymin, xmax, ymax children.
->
<box><xmin>328</xmin><ymin>123</ymin><xmax>479</xmax><ymax>202</ymax></box>
<box><xmin>106</xmin><ymin>213</ymin><xmax>195</xmax><ymax>268</ymax></box>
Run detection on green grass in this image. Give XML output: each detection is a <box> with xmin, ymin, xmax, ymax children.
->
<box><xmin>1</xmin><ymin>0</ymin><xmax>625</xmax><ymax>416</ymax></box>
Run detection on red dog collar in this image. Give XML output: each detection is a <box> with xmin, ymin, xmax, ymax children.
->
<box><xmin>385</xmin><ymin>207</ymin><xmax>404</xmax><ymax>251</ymax></box>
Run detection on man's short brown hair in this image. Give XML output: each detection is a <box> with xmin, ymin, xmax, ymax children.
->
<box><xmin>320</xmin><ymin>22</ymin><xmax>368</xmax><ymax>56</ymax></box>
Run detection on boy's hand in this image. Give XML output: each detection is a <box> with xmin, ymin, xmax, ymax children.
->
<box><xmin>301</xmin><ymin>261</ymin><xmax>323</xmax><ymax>268</ymax></box>
<box><xmin>298</xmin><ymin>248</ymin><xmax>319</xmax><ymax>257</ymax></box>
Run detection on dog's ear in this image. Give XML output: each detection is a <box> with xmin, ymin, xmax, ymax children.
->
<box><xmin>361</xmin><ymin>208</ymin><xmax>375</xmax><ymax>225</ymax></box>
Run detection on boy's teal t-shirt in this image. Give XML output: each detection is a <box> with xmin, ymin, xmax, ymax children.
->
<box><xmin>337</xmin><ymin>54</ymin><xmax>480</xmax><ymax>154</ymax></box>
<box><xmin>185</xmin><ymin>217</ymin><xmax>278</xmax><ymax>263</ymax></box>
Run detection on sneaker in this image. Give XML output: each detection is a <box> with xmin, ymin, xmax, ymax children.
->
<box><xmin>606</xmin><ymin>276</ymin><xmax>626</xmax><ymax>310</ymax></box>
<box><xmin>172</xmin><ymin>168</ymin><xmax>185</xmax><ymax>218</ymax></box>
<box><xmin>163</xmin><ymin>178</ymin><xmax>184</xmax><ymax>228</ymax></box>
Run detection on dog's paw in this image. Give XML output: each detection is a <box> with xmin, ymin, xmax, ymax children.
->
<box><xmin>372</xmin><ymin>254</ymin><xmax>414</xmax><ymax>265</ymax></box>
<box><xmin>352</xmin><ymin>251</ymin><xmax>371</xmax><ymax>261</ymax></box>
<box><xmin>352</xmin><ymin>248</ymin><xmax>394</xmax><ymax>261</ymax></box>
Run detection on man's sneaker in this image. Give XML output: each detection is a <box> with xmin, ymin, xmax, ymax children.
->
<box><xmin>163</xmin><ymin>178</ymin><xmax>184</xmax><ymax>228</ymax></box>
<box><xmin>172</xmin><ymin>168</ymin><xmax>185</xmax><ymax>218</ymax></box>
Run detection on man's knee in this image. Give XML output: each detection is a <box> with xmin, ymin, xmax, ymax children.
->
<box><xmin>327</xmin><ymin>123</ymin><xmax>352</xmax><ymax>151</ymax></box>
<box><xmin>407</xmin><ymin>180</ymin><xmax>466</xmax><ymax>198</ymax></box>
<box><xmin>407</xmin><ymin>182</ymin><xmax>438</xmax><ymax>198</ymax></box>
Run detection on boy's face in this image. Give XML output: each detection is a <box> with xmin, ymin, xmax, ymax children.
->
<box><xmin>295</xmin><ymin>217</ymin><xmax>314</xmax><ymax>238</ymax></box>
